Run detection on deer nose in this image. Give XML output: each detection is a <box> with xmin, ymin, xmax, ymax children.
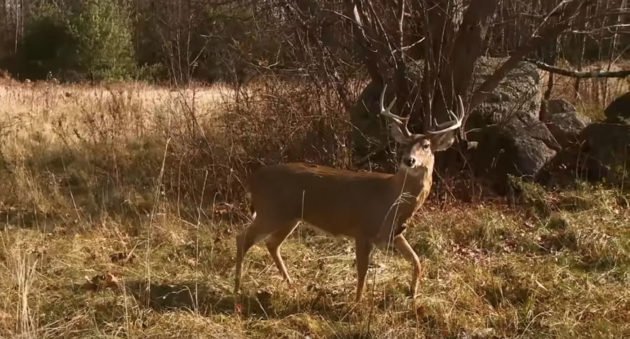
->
<box><xmin>404</xmin><ymin>157</ymin><xmax>416</xmax><ymax>167</ymax></box>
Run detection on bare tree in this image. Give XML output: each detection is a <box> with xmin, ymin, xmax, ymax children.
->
<box><xmin>346</xmin><ymin>1</ymin><xmax>602</xmax><ymax>130</ymax></box>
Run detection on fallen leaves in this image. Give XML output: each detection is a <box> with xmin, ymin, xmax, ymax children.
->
<box><xmin>82</xmin><ymin>272</ymin><xmax>122</xmax><ymax>292</ymax></box>
<box><xmin>80</xmin><ymin>244</ymin><xmax>139</xmax><ymax>293</ymax></box>
<box><xmin>110</xmin><ymin>251</ymin><xmax>136</xmax><ymax>265</ymax></box>
<box><xmin>234</xmin><ymin>302</ymin><xmax>244</xmax><ymax>315</ymax></box>
<box><xmin>213</xmin><ymin>203</ymin><xmax>237</xmax><ymax>217</ymax></box>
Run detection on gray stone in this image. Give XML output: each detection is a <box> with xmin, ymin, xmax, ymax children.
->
<box><xmin>542</xmin><ymin>99</ymin><xmax>591</xmax><ymax>147</ymax></box>
<box><xmin>470</xmin><ymin>111</ymin><xmax>560</xmax><ymax>192</ymax></box>
<box><xmin>546</xmin><ymin>112</ymin><xmax>591</xmax><ymax>146</ymax></box>
<box><xmin>545</xmin><ymin>99</ymin><xmax>576</xmax><ymax>115</ymax></box>
<box><xmin>350</xmin><ymin>56</ymin><xmax>542</xmax><ymax>167</ymax></box>
<box><xmin>468</xmin><ymin>58</ymin><xmax>542</xmax><ymax>126</ymax></box>
<box><xmin>604</xmin><ymin>92</ymin><xmax>630</xmax><ymax>125</ymax></box>
<box><xmin>580</xmin><ymin>123</ymin><xmax>630</xmax><ymax>184</ymax></box>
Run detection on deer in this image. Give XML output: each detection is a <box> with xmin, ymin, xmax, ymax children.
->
<box><xmin>234</xmin><ymin>84</ymin><xmax>465</xmax><ymax>301</ymax></box>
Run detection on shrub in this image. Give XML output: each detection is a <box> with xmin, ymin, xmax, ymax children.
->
<box><xmin>17</xmin><ymin>4</ymin><xmax>76</xmax><ymax>79</ymax></box>
<box><xmin>68</xmin><ymin>0</ymin><xmax>137</xmax><ymax>81</ymax></box>
<box><xmin>17</xmin><ymin>0</ymin><xmax>136</xmax><ymax>81</ymax></box>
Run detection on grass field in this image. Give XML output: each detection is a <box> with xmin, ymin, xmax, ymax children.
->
<box><xmin>0</xmin><ymin>80</ymin><xmax>629</xmax><ymax>338</ymax></box>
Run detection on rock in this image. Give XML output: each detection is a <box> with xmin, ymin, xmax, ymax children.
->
<box><xmin>470</xmin><ymin>111</ymin><xmax>560</xmax><ymax>192</ymax></box>
<box><xmin>542</xmin><ymin>99</ymin><xmax>591</xmax><ymax>147</ymax></box>
<box><xmin>579</xmin><ymin>123</ymin><xmax>630</xmax><ymax>184</ymax></box>
<box><xmin>536</xmin><ymin>145</ymin><xmax>583</xmax><ymax>189</ymax></box>
<box><xmin>350</xmin><ymin>57</ymin><xmax>542</xmax><ymax>167</ymax></box>
<box><xmin>545</xmin><ymin>98</ymin><xmax>576</xmax><ymax>116</ymax></box>
<box><xmin>468</xmin><ymin>58</ymin><xmax>542</xmax><ymax>126</ymax></box>
<box><xmin>546</xmin><ymin>112</ymin><xmax>591</xmax><ymax>147</ymax></box>
<box><xmin>604</xmin><ymin>92</ymin><xmax>630</xmax><ymax>124</ymax></box>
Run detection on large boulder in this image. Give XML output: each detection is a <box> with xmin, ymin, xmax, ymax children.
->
<box><xmin>538</xmin><ymin>96</ymin><xmax>629</xmax><ymax>188</ymax></box>
<box><xmin>350</xmin><ymin>57</ymin><xmax>551</xmax><ymax>193</ymax></box>
<box><xmin>350</xmin><ymin>57</ymin><xmax>542</xmax><ymax>167</ymax></box>
<box><xmin>579</xmin><ymin>123</ymin><xmax>630</xmax><ymax>184</ymax></box>
<box><xmin>467</xmin><ymin>58</ymin><xmax>542</xmax><ymax>126</ymax></box>
<box><xmin>604</xmin><ymin>92</ymin><xmax>630</xmax><ymax>124</ymax></box>
<box><xmin>469</xmin><ymin>111</ymin><xmax>561</xmax><ymax>192</ymax></box>
<box><xmin>542</xmin><ymin>99</ymin><xmax>591</xmax><ymax>147</ymax></box>
<box><xmin>545</xmin><ymin>98</ymin><xmax>576</xmax><ymax>116</ymax></box>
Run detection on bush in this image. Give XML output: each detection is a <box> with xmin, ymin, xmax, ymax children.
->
<box><xmin>68</xmin><ymin>0</ymin><xmax>136</xmax><ymax>81</ymax></box>
<box><xmin>17</xmin><ymin>5</ymin><xmax>76</xmax><ymax>79</ymax></box>
<box><xmin>17</xmin><ymin>0</ymin><xmax>136</xmax><ymax>81</ymax></box>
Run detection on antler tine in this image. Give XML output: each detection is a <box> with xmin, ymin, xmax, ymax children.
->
<box><xmin>379</xmin><ymin>84</ymin><xmax>400</xmax><ymax>120</ymax></box>
<box><xmin>426</xmin><ymin>95</ymin><xmax>465</xmax><ymax>135</ymax></box>
<box><xmin>379</xmin><ymin>84</ymin><xmax>413</xmax><ymax>138</ymax></box>
<box><xmin>457</xmin><ymin>94</ymin><xmax>465</xmax><ymax>120</ymax></box>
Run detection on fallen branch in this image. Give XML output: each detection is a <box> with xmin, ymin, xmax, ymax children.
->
<box><xmin>526</xmin><ymin>59</ymin><xmax>630</xmax><ymax>79</ymax></box>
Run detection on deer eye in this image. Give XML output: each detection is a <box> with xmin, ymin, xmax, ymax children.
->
<box><xmin>422</xmin><ymin>144</ymin><xmax>430</xmax><ymax>150</ymax></box>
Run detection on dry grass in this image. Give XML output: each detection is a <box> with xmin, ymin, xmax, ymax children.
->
<box><xmin>0</xmin><ymin>79</ymin><xmax>628</xmax><ymax>338</ymax></box>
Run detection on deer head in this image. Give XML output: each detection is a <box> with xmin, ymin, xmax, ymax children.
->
<box><xmin>379</xmin><ymin>84</ymin><xmax>465</xmax><ymax>175</ymax></box>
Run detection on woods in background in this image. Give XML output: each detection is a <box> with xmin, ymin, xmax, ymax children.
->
<box><xmin>0</xmin><ymin>0</ymin><xmax>628</xmax><ymax>85</ymax></box>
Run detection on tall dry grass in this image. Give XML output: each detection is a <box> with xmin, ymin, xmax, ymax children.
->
<box><xmin>0</xmin><ymin>78</ymin><xmax>357</xmax><ymax>224</ymax></box>
<box><xmin>0</xmin><ymin>75</ymin><xmax>627</xmax><ymax>338</ymax></box>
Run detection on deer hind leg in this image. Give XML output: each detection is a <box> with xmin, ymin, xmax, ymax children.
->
<box><xmin>355</xmin><ymin>238</ymin><xmax>374</xmax><ymax>302</ymax></box>
<box><xmin>265</xmin><ymin>221</ymin><xmax>299</xmax><ymax>286</ymax></box>
<box><xmin>393</xmin><ymin>234</ymin><xmax>422</xmax><ymax>298</ymax></box>
<box><xmin>234</xmin><ymin>216</ymin><xmax>278</xmax><ymax>294</ymax></box>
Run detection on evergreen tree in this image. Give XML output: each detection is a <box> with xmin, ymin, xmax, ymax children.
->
<box><xmin>68</xmin><ymin>0</ymin><xmax>136</xmax><ymax>80</ymax></box>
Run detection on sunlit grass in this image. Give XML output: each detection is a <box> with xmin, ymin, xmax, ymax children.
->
<box><xmin>0</xmin><ymin>80</ymin><xmax>628</xmax><ymax>338</ymax></box>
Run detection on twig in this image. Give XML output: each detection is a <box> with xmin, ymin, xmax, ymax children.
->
<box><xmin>526</xmin><ymin>59</ymin><xmax>630</xmax><ymax>79</ymax></box>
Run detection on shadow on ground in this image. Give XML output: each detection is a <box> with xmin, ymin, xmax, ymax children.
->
<box><xmin>107</xmin><ymin>280</ymin><xmax>363</xmax><ymax>321</ymax></box>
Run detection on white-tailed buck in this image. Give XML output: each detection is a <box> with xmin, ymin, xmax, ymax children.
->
<box><xmin>234</xmin><ymin>85</ymin><xmax>465</xmax><ymax>301</ymax></box>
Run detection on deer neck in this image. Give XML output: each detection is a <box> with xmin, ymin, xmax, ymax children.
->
<box><xmin>374</xmin><ymin>165</ymin><xmax>433</xmax><ymax>244</ymax></box>
<box><xmin>393</xmin><ymin>163</ymin><xmax>433</xmax><ymax>196</ymax></box>
<box><xmin>389</xmin><ymin>164</ymin><xmax>433</xmax><ymax>219</ymax></box>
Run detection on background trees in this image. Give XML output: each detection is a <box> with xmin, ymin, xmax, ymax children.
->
<box><xmin>1</xmin><ymin>0</ymin><xmax>628</xmax><ymax>189</ymax></box>
<box><xmin>2</xmin><ymin>0</ymin><xmax>135</xmax><ymax>80</ymax></box>
<box><xmin>1</xmin><ymin>0</ymin><xmax>626</xmax><ymax>84</ymax></box>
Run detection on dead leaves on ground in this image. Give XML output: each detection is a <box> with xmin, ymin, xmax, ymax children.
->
<box><xmin>82</xmin><ymin>248</ymin><xmax>136</xmax><ymax>293</ymax></box>
<box><xmin>82</xmin><ymin>272</ymin><xmax>122</xmax><ymax>292</ymax></box>
<box><xmin>110</xmin><ymin>251</ymin><xmax>136</xmax><ymax>265</ymax></box>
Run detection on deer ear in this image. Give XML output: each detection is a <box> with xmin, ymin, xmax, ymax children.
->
<box><xmin>430</xmin><ymin>132</ymin><xmax>456</xmax><ymax>152</ymax></box>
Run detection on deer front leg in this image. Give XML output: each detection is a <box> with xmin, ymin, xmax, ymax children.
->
<box><xmin>393</xmin><ymin>234</ymin><xmax>421</xmax><ymax>298</ymax></box>
<box><xmin>265</xmin><ymin>222</ymin><xmax>299</xmax><ymax>286</ymax></box>
<box><xmin>355</xmin><ymin>238</ymin><xmax>374</xmax><ymax>302</ymax></box>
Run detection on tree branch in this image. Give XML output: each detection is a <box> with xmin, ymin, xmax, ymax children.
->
<box><xmin>346</xmin><ymin>0</ymin><xmax>385</xmax><ymax>85</ymax></box>
<box><xmin>470</xmin><ymin>0</ymin><xmax>588</xmax><ymax>110</ymax></box>
<box><xmin>527</xmin><ymin>58</ymin><xmax>630</xmax><ymax>78</ymax></box>
<box><xmin>435</xmin><ymin>0</ymin><xmax>498</xmax><ymax>131</ymax></box>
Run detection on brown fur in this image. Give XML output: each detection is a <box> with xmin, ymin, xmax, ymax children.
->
<box><xmin>234</xmin><ymin>88</ymin><xmax>463</xmax><ymax>301</ymax></box>
<box><xmin>248</xmin><ymin>162</ymin><xmax>432</xmax><ymax>243</ymax></box>
<box><xmin>234</xmin><ymin>137</ymin><xmax>443</xmax><ymax>302</ymax></box>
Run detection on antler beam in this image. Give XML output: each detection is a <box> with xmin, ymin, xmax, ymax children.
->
<box><xmin>426</xmin><ymin>95</ymin><xmax>465</xmax><ymax>135</ymax></box>
<box><xmin>379</xmin><ymin>84</ymin><xmax>415</xmax><ymax>139</ymax></box>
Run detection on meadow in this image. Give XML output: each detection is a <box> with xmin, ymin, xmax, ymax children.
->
<box><xmin>0</xmin><ymin>77</ymin><xmax>628</xmax><ymax>338</ymax></box>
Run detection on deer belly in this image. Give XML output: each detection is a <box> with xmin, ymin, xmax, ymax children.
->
<box><xmin>301</xmin><ymin>208</ymin><xmax>369</xmax><ymax>238</ymax></box>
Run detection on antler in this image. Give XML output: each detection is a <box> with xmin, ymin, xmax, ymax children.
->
<box><xmin>379</xmin><ymin>84</ymin><xmax>415</xmax><ymax>139</ymax></box>
<box><xmin>426</xmin><ymin>95</ymin><xmax>465</xmax><ymax>135</ymax></box>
